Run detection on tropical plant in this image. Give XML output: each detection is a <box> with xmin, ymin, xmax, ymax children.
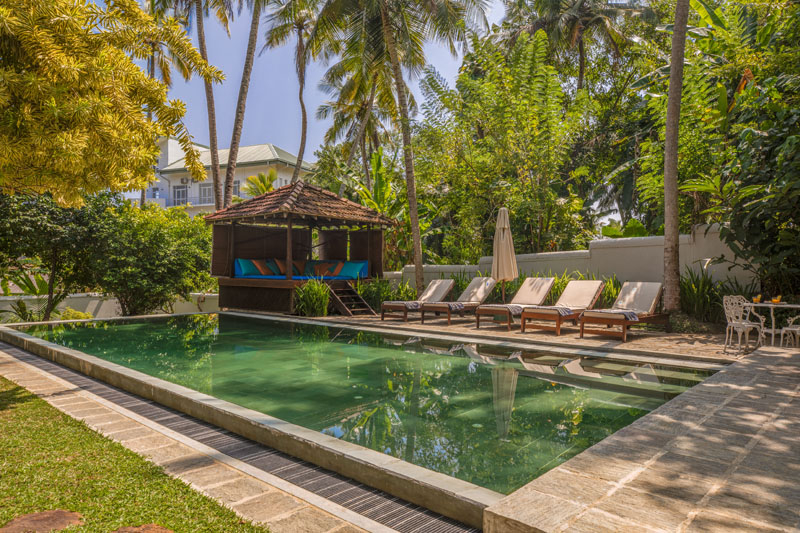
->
<box><xmin>242</xmin><ymin>170</ymin><xmax>279</xmax><ymax>197</ymax></box>
<box><xmin>355</xmin><ymin>278</ymin><xmax>415</xmax><ymax>311</ymax></box>
<box><xmin>294</xmin><ymin>279</ymin><xmax>330</xmax><ymax>316</ymax></box>
<box><xmin>224</xmin><ymin>0</ymin><xmax>266</xmax><ymax>207</ymax></box>
<box><xmin>176</xmin><ymin>0</ymin><xmax>234</xmax><ymax>210</ymax></box>
<box><xmin>265</xmin><ymin>0</ymin><xmax>320</xmax><ymax>182</ymax></box>
<box><xmin>316</xmin><ymin>0</ymin><xmax>488</xmax><ymax>296</ymax></box>
<box><xmin>0</xmin><ymin>0</ymin><xmax>222</xmax><ymax>205</ymax></box>
<box><xmin>345</xmin><ymin>149</ymin><xmax>441</xmax><ymax>269</ymax></box>
<box><xmin>417</xmin><ymin>32</ymin><xmax>586</xmax><ymax>261</ymax></box>
<box><xmin>498</xmin><ymin>0</ymin><xmax>652</xmax><ymax>90</ymax></box>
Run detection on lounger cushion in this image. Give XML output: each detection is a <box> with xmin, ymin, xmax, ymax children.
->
<box><xmin>523</xmin><ymin>305</ymin><xmax>575</xmax><ymax>316</ymax></box>
<box><xmin>384</xmin><ymin>301</ymin><xmax>421</xmax><ymax>310</ymax></box>
<box><xmin>582</xmin><ymin>309</ymin><xmax>640</xmax><ymax>321</ymax></box>
<box><xmin>458</xmin><ymin>277</ymin><xmax>497</xmax><ymax>303</ymax></box>
<box><xmin>419</xmin><ymin>279</ymin><xmax>455</xmax><ymax>303</ymax></box>
<box><xmin>478</xmin><ymin>303</ymin><xmax>524</xmax><ymax>316</ymax></box>
<box><xmin>556</xmin><ymin>280</ymin><xmax>605</xmax><ymax>309</ymax></box>
<box><xmin>613</xmin><ymin>282</ymin><xmax>663</xmax><ymax>315</ymax></box>
<box><xmin>509</xmin><ymin>277</ymin><xmax>555</xmax><ymax>305</ymax></box>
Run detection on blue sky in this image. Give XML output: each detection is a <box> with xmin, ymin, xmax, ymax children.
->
<box><xmin>167</xmin><ymin>3</ymin><xmax>506</xmax><ymax>161</ymax></box>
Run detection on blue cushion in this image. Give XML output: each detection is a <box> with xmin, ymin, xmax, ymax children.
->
<box><xmin>237</xmin><ymin>259</ymin><xmax>262</xmax><ymax>277</ymax></box>
<box><xmin>339</xmin><ymin>261</ymin><xmax>368</xmax><ymax>279</ymax></box>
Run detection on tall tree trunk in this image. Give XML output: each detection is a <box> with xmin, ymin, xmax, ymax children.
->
<box><xmin>142</xmin><ymin>42</ymin><xmax>156</xmax><ymax>208</ymax></box>
<box><xmin>292</xmin><ymin>29</ymin><xmax>308</xmax><ymax>183</ymax></box>
<box><xmin>338</xmin><ymin>81</ymin><xmax>377</xmax><ymax>196</ymax></box>
<box><xmin>43</xmin><ymin>253</ymin><xmax>57</xmax><ymax>321</ymax></box>
<box><xmin>225</xmin><ymin>6</ymin><xmax>261</xmax><ymax>207</ymax></box>
<box><xmin>361</xmin><ymin>133</ymin><xmax>371</xmax><ymax>191</ymax></box>
<box><xmin>577</xmin><ymin>38</ymin><xmax>586</xmax><ymax>91</ymax></box>
<box><xmin>380</xmin><ymin>4</ymin><xmax>424</xmax><ymax>296</ymax></box>
<box><xmin>195</xmin><ymin>0</ymin><xmax>223</xmax><ymax>210</ymax></box>
<box><xmin>663</xmin><ymin>0</ymin><xmax>690</xmax><ymax>312</ymax></box>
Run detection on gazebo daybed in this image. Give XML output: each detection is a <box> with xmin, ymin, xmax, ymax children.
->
<box><xmin>205</xmin><ymin>181</ymin><xmax>394</xmax><ymax>315</ymax></box>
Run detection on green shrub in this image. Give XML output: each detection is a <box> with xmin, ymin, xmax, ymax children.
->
<box><xmin>356</xmin><ymin>278</ymin><xmax>415</xmax><ymax>310</ymax></box>
<box><xmin>295</xmin><ymin>279</ymin><xmax>330</xmax><ymax>317</ymax></box>
<box><xmin>59</xmin><ymin>307</ymin><xmax>93</xmax><ymax>320</ymax></box>
<box><xmin>91</xmin><ymin>203</ymin><xmax>212</xmax><ymax>316</ymax></box>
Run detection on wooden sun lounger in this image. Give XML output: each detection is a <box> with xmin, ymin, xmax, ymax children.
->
<box><xmin>520</xmin><ymin>280</ymin><xmax>605</xmax><ymax>335</ymax></box>
<box><xmin>381</xmin><ymin>279</ymin><xmax>455</xmax><ymax>322</ymax></box>
<box><xmin>579</xmin><ymin>282</ymin><xmax>671</xmax><ymax>342</ymax></box>
<box><xmin>474</xmin><ymin>277</ymin><xmax>555</xmax><ymax>331</ymax></box>
<box><xmin>420</xmin><ymin>277</ymin><xmax>496</xmax><ymax>325</ymax></box>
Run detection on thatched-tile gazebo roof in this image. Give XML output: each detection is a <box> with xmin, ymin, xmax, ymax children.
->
<box><xmin>204</xmin><ymin>181</ymin><xmax>394</xmax><ymax>226</ymax></box>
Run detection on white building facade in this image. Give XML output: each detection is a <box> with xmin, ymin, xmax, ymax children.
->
<box><xmin>146</xmin><ymin>137</ymin><xmax>313</xmax><ymax>216</ymax></box>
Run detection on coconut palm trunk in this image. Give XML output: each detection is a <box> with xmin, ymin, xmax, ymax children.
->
<box><xmin>194</xmin><ymin>0</ymin><xmax>223</xmax><ymax>210</ymax></box>
<box><xmin>380</xmin><ymin>4</ymin><xmax>424</xmax><ymax>296</ymax></box>
<box><xmin>292</xmin><ymin>27</ymin><xmax>308</xmax><ymax>183</ymax></box>
<box><xmin>663</xmin><ymin>0</ymin><xmax>691</xmax><ymax>312</ymax></box>
<box><xmin>225</xmin><ymin>5</ymin><xmax>261</xmax><ymax>207</ymax></box>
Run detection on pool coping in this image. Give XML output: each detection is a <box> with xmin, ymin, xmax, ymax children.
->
<box><xmin>0</xmin><ymin>323</ymin><xmax>502</xmax><ymax>528</ymax></box>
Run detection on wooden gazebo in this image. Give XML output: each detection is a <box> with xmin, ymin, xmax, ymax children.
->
<box><xmin>205</xmin><ymin>181</ymin><xmax>394</xmax><ymax>314</ymax></box>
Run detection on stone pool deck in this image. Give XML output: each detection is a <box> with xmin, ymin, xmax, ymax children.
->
<box><xmin>483</xmin><ymin>345</ymin><xmax>800</xmax><ymax>532</ymax></box>
<box><xmin>317</xmin><ymin>315</ymin><xmax>736</xmax><ymax>363</ymax></box>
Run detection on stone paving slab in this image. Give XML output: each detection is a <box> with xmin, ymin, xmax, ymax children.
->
<box><xmin>0</xmin><ymin>346</ymin><xmax>368</xmax><ymax>533</ymax></box>
<box><xmin>483</xmin><ymin>346</ymin><xmax>800</xmax><ymax>532</ymax></box>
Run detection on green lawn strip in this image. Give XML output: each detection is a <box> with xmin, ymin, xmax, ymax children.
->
<box><xmin>0</xmin><ymin>376</ymin><xmax>269</xmax><ymax>532</ymax></box>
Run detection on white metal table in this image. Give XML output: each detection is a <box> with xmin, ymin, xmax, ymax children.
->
<box><xmin>743</xmin><ymin>302</ymin><xmax>800</xmax><ymax>346</ymax></box>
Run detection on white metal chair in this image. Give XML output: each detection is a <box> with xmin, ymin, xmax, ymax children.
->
<box><xmin>780</xmin><ymin>315</ymin><xmax>800</xmax><ymax>347</ymax></box>
<box><xmin>723</xmin><ymin>295</ymin><xmax>765</xmax><ymax>353</ymax></box>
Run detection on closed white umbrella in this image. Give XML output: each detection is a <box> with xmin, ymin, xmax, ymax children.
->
<box><xmin>491</xmin><ymin>207</ymin><xmax>518</xmax><ymax>302</ymax></box>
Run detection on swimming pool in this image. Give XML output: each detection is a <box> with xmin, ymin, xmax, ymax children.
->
<box><xmin>21</xmin><ymin>313</ymin><xmax>711</xmax><ymax>495</ymax></box>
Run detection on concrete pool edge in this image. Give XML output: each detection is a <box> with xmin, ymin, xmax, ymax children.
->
<box><xmin>0</xmin><ymin>325</ymin><xmax>501</xmax><ymax>528</ymax></box>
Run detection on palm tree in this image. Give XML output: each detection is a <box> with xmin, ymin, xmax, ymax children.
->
<box><xmin>663</xmin><ymin>0</ymin><xmax>691</xmax><ymax>312</ymax></box>
<box><xmin>243</xmin><ymin>169</ymin><xmax>278</xmax><ymax>196</ymax></box>
<box><xmin>317</xmin><ymin>0</ymin><xmax>487</xmax><ymax>295</ymax></box>
<box><xmin>500</xmin><ymin>0</ymin><xmax>651</xmax><ymax>90</ymax></box>
<box><xmin>176</xmin><ymin>0</ymin><xmax>233</xmax><ymax>210</ymax></box>
<box><xmin>264</xmin><ymin>0</ymin><xmax>319</xmax><ymax>183</ymax></box>
<box><xmin>224</xmin><ymin>0</ymin><xmax>265</xmax><ymax>207</ymax></box>
<box><xmin>317</xmin><ymin>57</ymin><xmax>416</xmax><ymax>193</ymax></box>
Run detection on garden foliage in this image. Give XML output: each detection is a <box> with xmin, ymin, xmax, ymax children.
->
<box><xmin>0</xmin><ymin>194</ymin><xmax>213</xmax><ymax>319</ymax></box>
<box><xmin>294</xmin><ymin>279</ymin><xmax>331</xmax><ymax>317</ymax></box>
<box><xmin>0</xmin><ymin>0</ymin><xmax>222</xmax><ymax>204</ymax></box>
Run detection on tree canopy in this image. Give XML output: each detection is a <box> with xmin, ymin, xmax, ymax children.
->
<box><xmin>0</xmin><ymin>0</ymin><xmax>223</xmax><ymax>205</ymax></box>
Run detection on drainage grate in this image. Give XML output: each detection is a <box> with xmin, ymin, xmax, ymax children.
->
<box><xmin>6</xmin><ymin>347</ymin><xmax>479</xmax><ymax>533</ymax></box>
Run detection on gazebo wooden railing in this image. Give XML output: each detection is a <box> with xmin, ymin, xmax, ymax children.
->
<box><xmin>205</xmin><ymin>181</ymin><xmax>394</xmax><ymax>315</ymax></box>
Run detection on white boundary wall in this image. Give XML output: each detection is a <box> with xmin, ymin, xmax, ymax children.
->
<box><xmin>0</xmin><ymin>292</ymin><xmax>219</xmax><ymax>319</ymax></box>
<box><xmin>387</xmin><ymin>224</ymin><xmax>753</xmax><ymax>288</ymax></box>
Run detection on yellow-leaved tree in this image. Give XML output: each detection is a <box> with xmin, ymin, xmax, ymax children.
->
<box><xmin>0</xmin><ymin>0</ymin><xmax>224</xmax><ymax>205</ymax></box>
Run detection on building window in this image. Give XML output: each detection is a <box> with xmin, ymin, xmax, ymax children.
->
<box><xmin>233</xmin><ymin>180</ymin><xmax>240</xmax><ymax>197</ymax></box>
<box><xmin>199</xmin><ymin>183</ymin><xmax>213</xmax><ymax>205</ymax></box>
<box><xmin>173</xmin><ymin>185</ymin><xmax>187</xmax><ymax>206</ymax></box>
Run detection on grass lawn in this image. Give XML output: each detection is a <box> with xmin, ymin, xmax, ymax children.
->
<box><xmin>0</xmin><ymin>376</ymin><xmax>268</xmax><ymax>532</ymax></box>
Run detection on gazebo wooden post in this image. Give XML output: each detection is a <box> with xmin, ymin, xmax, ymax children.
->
<box><xmin>286</xmin><ymin>215</ymin><xmax>293</xmax><ymax>280</ymax></box>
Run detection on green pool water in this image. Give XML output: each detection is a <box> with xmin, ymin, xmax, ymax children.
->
<box><xmin>22</xmin><ymin>313</ymin><xmax>711</xmax><ymax>494</ymax></box>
